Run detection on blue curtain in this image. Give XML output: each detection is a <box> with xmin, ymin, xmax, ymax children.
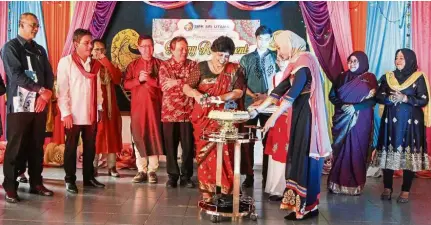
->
<box><xmin>365</xmin><ymin>1</ymin><xmax>412</xmax><ymax>146</ymax></box>
<box><xmin>8</xmin><ymin>1</ymin><xmax>48</xmax><ymax>55</ymax></box>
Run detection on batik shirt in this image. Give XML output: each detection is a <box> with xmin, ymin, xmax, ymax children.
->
<box><xmin>159</xmin><ymin>58</ymin><xmax>197</xmax><ymax>122</ymax></box>
<box><xmin>239</xmin><ymin>50</ymin><xmax>277</xmax><ymax>108</ymax></box>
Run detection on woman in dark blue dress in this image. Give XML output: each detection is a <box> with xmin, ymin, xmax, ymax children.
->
<box><xmin>250</xmin><ymin>30</ymin><xmax>331</xmax><ymax>220</ymax></box>
<box><xmin>373</xmin><ymin>48</ymin><xmax>430</xmax><ymax>203</ymax></box>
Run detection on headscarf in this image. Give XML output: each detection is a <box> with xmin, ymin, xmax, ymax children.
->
<box><xmin>273</xmin><ymin>30</ymin><xmax>332</xmax><ymax>158</ymax></box>
<box><xmin>348</xmin><ymin>51</ymin><xmax>369</xmax><ymax>75</ymax></box>
<box><xmin>387</xmin><ymin>48</ymin><xmax>431</xmax><ymax>127</ymax></box>
<box><xmin>337</xmin><ymin>51</ymin><xmax>370</xmax><ymax>88</ymax></box>
<box><xmin>394</xmin><ymin>48</ymin><xmax>418</xmax><ymax>83</ymax></box>
<box><xmin>273</xmin><ymin>30</ymin><xmax>306</xmax><ymax>62</ymax></box>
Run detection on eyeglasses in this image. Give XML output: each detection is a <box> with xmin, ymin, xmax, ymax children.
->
<box><xmin>22</xmin><ymin>22</ymin><xmax>40</xmax><ymax>29</ymax></box>
<box><xmin>348</xmin><ymin>60</ymin><xmax>359</xmax><ymax>64</ymax></box>
<box><xmin>138</xmin><ymin>45</ymin><xmax>153</xmax><ymax>49</ymax></box>
<box><xmin>79</xmin><ymin>42</ymin><xmax>92</xmax><ymax>46</ymax></box>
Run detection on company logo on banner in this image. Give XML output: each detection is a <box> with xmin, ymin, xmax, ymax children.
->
<box><xmin>152</xmin><ymin>19</ymin><xmax>260</xmax><ymax>62</ymax></box>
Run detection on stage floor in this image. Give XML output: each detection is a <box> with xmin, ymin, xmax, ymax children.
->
<box><xmin>0</xmin><ymin>166</ymin><xmax>430</xmax><ymax>225</ymax></box>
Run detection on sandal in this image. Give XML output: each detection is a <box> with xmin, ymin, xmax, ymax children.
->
<box><xmin>397</xmin><ymin>192</ymin><xmax>409</xmax><ymax>203</ymax></box>
<box><xmin>380</xmin><ymin>188</ymin><xmax>393</xmax><ymax>200</ymax></box>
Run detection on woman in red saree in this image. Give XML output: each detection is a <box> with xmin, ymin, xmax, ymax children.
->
<box><xmin>183</xmin><ymin>36</ymin><xmax>245</xmax><ymax>200</ymax></box>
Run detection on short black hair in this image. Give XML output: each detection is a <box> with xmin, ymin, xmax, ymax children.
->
<box><xmin>255</xmin><ymin>25</ymin><xmax>272</xmax><ymax>37</ymax></box>
<box><xmin>19</xmin><ymin>12</ymin><xmax>38</xmax><ymax>26</ymax></box>
<box><xmin>170</xmin><ymin>36</ymin><xmax>188</xmax><ymax>50</ymax></box>
<box><xmin>211</xmin><ymin>36</ymin><xmax>235</xmax><ymax>55</ymax></box>
<box><xmin>92</xmin><ymin>39</ymin><xmax>105</xmax><ymax>47</ymax></box>
<box><xmin>73</xmin><ymin>28</ymin><xmax>92</xmax><ymax>43</ymax></box>
<box><xmin>138</xmin><ymin>35</ymin><xmax>154</xmax><ymax>46</ymax></box>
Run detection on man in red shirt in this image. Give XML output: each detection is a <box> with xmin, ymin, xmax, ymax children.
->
<box><xmin>159</xmin><ymin>36</ymin><xmax>196</xmax><ymax>188</ymax></box>
<box><xmin>123</xmin><ymin>35</ymin><xmax>164</xmax><ymax>184</ymax></box>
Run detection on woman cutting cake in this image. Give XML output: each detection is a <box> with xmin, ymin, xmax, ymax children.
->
<box><xmin>183</xmin><ymin>36</ymin><xmax>245</xmax><ymax>202</ymax></box>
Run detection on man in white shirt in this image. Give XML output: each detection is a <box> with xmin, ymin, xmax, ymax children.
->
<box><xmin>57</xmin><ymin>29</ymin><xmax>105</xmax><ymax>194</ymax></box>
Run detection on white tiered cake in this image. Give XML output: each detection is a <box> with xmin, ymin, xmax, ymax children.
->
<box><xmin>208</xmin><ymin>110</ymin><xmax>250</xmax><ymax>121</ymax></box>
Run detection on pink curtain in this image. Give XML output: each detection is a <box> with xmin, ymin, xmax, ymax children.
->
<box><xmin>412</xmin><ymin>1</ymin><xmax>431</xmax><ymax>178</ymax></box>
<box><xmin>61</xmin><ymin>1</ymin><xmax>97</xmax><ymax>57</ymax></box>
<box><xmin>327</xmin><ymin>1</ymin><xmax>353</xmax><ymax>71</ymax></box>
<box><xmin>0</xmin><ymin>2</ymin><xmax>8</xmax><ymax>141</ymax></box>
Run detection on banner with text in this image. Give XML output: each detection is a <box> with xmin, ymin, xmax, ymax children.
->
<box><xmin>152</xmin><ymin>19</ymin><xmax>260</xmax><ymax>63</ymax></box>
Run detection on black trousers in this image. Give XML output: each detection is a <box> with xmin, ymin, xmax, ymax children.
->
<box><xmin>3</xmin><ymin>112</ymin><xmax>46</xmax><ymax>192</ymax></box>
<box><xmin>162</xmin><ymin>122</ymin><xmax>194</xmax><ymax>180</ymax></box>
<box><xmin>383</xmin><ymin>169</ymin><xmax>415</xmax><ymax>192</ymax></box>
<box><xmin>64</xmin><ymin>124</ymin><xmax>97</xmax><ymax>183</ymax></box>
<box><xmin>241</xmin><ymin>114</ymin><xmax>269</xmax><ymax>181</ymax></box>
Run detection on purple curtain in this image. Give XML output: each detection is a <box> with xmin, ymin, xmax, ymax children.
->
<box><xmin>228</xmin><ymin>1</ymin><xmax>279</xmax><ymax>11</ymax></box>
<box><xmin>89</xmin><ymin>1</ymin><xmax>117</xmax><ymax>39</ymax></box>
<box><xmin>144</xmin><ymin>1</ymin><xmax>190</xmax><ymax>9</ymax></box>
<box><xmin>300</xmin><ymin>1</ymin><xmax>343</xmax><ymax>82</ymax></box>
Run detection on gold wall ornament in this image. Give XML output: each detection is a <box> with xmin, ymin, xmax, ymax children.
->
<box><xmin>111</xmin><ymin>29</ymin><xmax>141</xmax><ymax>102</ymax></box>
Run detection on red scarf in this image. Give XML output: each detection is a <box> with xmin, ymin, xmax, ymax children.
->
<box><xmin>71</xmin><ymin>52</ymin><xmax>102</xmax><ymax>123</ymax></box>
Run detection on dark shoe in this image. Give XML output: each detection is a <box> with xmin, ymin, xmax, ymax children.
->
<box><xmin>284</xmin><ymin>212</ymin><xmax>296</xmax><ymax>220</ymax></box>
<box><xmin>84</xmin><ymin>178</ymin><xmax>105</xmax><ymax>188</ymax></box>
<box><xmin>268</xmin><ymin>195</ymin><xmax>283</xmax><ymax>202</ymax></box>
<box><xmin>132</xmin><ymin>172</ymin><xmax>147</xmax><ymax>183</ymax></box>
<box><xmin>30</xmin><ymin>185</ymin><xmax>54</xmax><ymax>196</ymax></box>
<box><xmin>284</xmin><ymin>209</ymin><xmax>319</xmax><ymax>220</ymax></box>
<box><xmin>397</xmin><ymin>193</ymin><xmax>409</xmax><ymax>203</ymax></box>
<box><xmin>166</xmin><ymin>179</ymin><xmax>178</xmax><ymax>188</ymax></box>
<box><xmin>303</xmin><ymin>209</ymin><xmax>319</xmax><ymax>220</ymax></box>
<box><xmin>66</xmin><ymin>183</ymin><xmax>79</xmax><ymax>194</ymax></box>
<box><xmin>17</xmin><ymin>174</ymin><xmax>28</xmax><ymax>183</ymax></box>
<box><xmin>397</xmin><ymin>196</ymin><xmax>409</xmax><ymax>203</ymax></box>
<box><xmin>108</xmin><ymin>167</ymin><xmax>120</xmax><ymax>177</ymax></box>
<box><xmin>380</xmin><ymin>189</ymin><xmax>393</xmax><ymax>200</ymax></box>
<box><xmin>5</xmin><ymin>191</ymin><xmax>20</xmax><ymax>203</ymax></box>
<box><xmin>148</xmin><ymin>172</ymin><xmax>158</xmax><ymax>184</ymax></box>
<box><xmin>180</xmin><ymin>178</ymin><xmax>195</xmax><ymax>188</ymax></box>
<box><xmin>242</xmin><ymin>175</ymin><xmax>254</xmax><ymax>188</ymax></box>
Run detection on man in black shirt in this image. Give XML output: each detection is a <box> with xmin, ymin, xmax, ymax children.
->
<box><xmin>1</xmin><ymin>12</ymin><xmax>54</xmax><ymax>203</ymax></box>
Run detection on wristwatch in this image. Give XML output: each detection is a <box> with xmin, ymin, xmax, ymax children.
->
<box><xmin>38</xmin><ymin>87</ymin><xmax>46</xmax><ymax>94</ymax></box>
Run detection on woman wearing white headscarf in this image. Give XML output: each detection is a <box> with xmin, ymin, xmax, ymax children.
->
<box><xmin>250</xmin><ymin>30</ymin><xmax>331</xmax><ymax>220</ymax></box>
